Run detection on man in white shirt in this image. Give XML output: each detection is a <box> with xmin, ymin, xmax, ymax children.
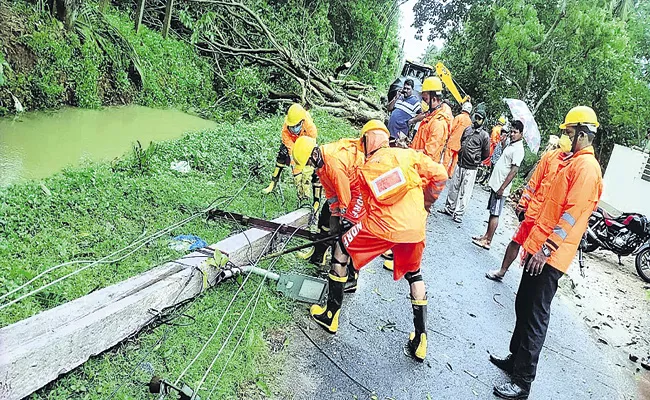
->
<box><xmin>472</xmin><ymin>120</ymin><xmax>525</xmax><ymax>250</ymax></box>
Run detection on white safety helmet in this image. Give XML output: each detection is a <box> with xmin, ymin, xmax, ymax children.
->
<box><xmin>461</xmin><ymin>102</ymin><xmax>473</xmax><ymax>114</ymax></box>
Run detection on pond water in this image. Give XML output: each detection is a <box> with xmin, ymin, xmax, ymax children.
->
<box><xmin>0</xmin><ymin>105</ymin><xmax>217</xmax><ymax>186</ymax></box>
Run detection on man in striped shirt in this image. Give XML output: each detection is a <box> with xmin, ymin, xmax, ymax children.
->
<box><xmin>387</xmin><ymin>79</ymin><xmax>422</xmax><ymax>142</ymax></box>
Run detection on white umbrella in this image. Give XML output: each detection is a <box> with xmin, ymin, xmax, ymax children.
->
<box><xmin>503</xmin><ymin>98</ymin><xmax>541</xmax><ymax>153</ymax></box>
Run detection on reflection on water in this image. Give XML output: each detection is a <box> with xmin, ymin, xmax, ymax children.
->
<box><xmin>0</xmin><ymin>106</ymin><xmax>217</xmax><ymax>186</ymax></box>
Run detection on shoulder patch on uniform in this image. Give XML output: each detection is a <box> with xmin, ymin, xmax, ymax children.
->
<box><xmin>370</xmin><ymin>167</ymin><xmax>407</xmax><ymax>197</ymax></box>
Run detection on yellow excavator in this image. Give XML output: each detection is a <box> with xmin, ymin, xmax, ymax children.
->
<box><xmin>435</xmin><ymin>62</ymin><xmax>470</xmax><ymax>104</ymax></box>
<box><xmin>388</xmin><ymin>60</ymin><xmax>469</xmax><ymax>105</ymax></box>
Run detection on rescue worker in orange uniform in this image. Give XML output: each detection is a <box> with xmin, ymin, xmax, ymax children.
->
<box><xmin>490</xmin><ymin>106</ymin><xmax>604</xmax><ymax>400</ymax></box>
<box><xmin>292</xmin><ymin>136</ymin><xmax>365</xmax><ymax>290</ymax></box>
<box><xmin>410</xmin><ymin>76</ymin><xmax>453</xmax><ymax>163</ymax></box>
<box><xmin>443</xmin><ymin>101</ymin><xmax>473</xmax><ymax>177</ymax></box>
<box><xmin>308</xmin><ymin>120</ymin><xmax>448</xmax><ymax>363</ymax></box>
<box><xmin>262</xmin><ymin>103</ymin><xmax>318</xmax><ymax>203</ymax></box>
<box><xmin>479</xmin><ymin>115</ymin><xmax>507</xmax><ymax>184</ymax></box>
<box><xmin>485</xmin><ymin>136</ymin><xmax>573</xmax><ymax>281</ymax></box>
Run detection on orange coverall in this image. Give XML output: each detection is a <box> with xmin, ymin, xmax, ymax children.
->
<box><xmin>317</xmin><ymin>139</ymin><xmax>365</xmax><ymax>222</ymax></box>
<box><xmin>512</xmin><ymin>149</ymin><xmax>570</xmax><ymax>244</ymax></box>
<box><xmin>410</xmin><ymin>103</ymin><xmax>453</xmax><ymax>163</ymax></box>
<box><xmin>522</xmin><ymin>146</ymin><xmax>603</xmax><ymax>272</ymax></box>
<box><xmin>444</xmin><ymin>111</ymin><xmax>472</xmax><ymax>177</ymax></box>
<box><xmin>483</xmin><ymin>124</ymin><xmax>502</xmax><ymax>166</ymax></box>
<box><xmin>280</xmin><ymin>112</ymin><xmax>317</xmax><ymax>173</ymax></box>
<box><xmin>341</xmin><ymin>147</ymin><xmax>448</xmax><ymax>280</ymax></box>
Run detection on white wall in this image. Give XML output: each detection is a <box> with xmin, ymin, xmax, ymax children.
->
<box><xmin>601</xmin><ymin>144</ymin><xmax>650</xmax><ymax>216</ymax></box>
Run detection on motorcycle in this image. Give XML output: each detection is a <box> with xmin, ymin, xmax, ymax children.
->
<box><xmin>583</xmin><ymin>206</ymin><xmax>650</xmax><ymax>283</ymax></box>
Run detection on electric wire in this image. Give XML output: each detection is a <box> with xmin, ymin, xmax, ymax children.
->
<box><xmin>104</xmin><ymin>265</ymin><xmax>203</xmax><ymax>400</ymax></box>
<box><xmin>172</xmin><ymin>225</ymin><xmax>282</xmax><ymax>386</ymax></box>
<box><xmin>197</xmin><ymin>226</ymin><xmax>303</xmax><ymax>399</ymax></box>
<box><xmin>0</xmin><ymin>225</ymin><xmax>150</xmax><ymax>302</ymax></box>
<box><xmin>0</xmin><ymin>174</ymin><xmax>255</xmax><ymax>311</ymax></box>
<box><xmin>297</xmin><ymin>324</ymin><xmax>374</xmax><ymax>395</ymax></box>
<box><xmin>104</xmin><ymin>174</ymin><xmax>257</xmax><ymax>400</ymax></box>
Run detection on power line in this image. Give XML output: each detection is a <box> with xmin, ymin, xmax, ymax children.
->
<box><xmin>172</xmin><ymin>225</ymin><xmax>282</xmax><ymax>386</ymax></box>
<box><xmin>0</xmin><ymin>175</ymin><xmax>255</xmax><ymax>311</ymax></box>
<box><xmin>196</xmin><ymin>226</ymin><xmax>303</xmax><ymax>398</ymax></box>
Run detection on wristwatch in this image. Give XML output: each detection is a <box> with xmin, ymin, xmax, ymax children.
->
<box><xmin>541</xmin><ymin>243</ymin><xmax>552</xmax><ymax>257</ymax></box>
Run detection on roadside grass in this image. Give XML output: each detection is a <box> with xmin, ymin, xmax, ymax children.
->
<box><xmin>0</xmin><ymin>111</ymin><xmax>357</xmax><ymax>398</ymax></box>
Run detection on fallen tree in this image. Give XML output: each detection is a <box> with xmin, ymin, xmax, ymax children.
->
<box><xmin>175</xmin><ymin>0</ymin><xmax>393</xmax><ymax>123</ymax></box>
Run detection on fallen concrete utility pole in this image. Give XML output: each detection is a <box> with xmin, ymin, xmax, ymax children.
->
<box><xmin>0</xmin><ymin>209</ymin><xmax>310</xmax><ymax>400</ymax></box>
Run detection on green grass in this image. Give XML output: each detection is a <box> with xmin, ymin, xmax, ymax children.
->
<box><xmin>0</xmin><ymin>111</ymin><xmax>358</xmax><ymax>399</ymax></box>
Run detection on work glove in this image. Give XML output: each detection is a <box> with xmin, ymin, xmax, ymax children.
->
<box><xmin>293</xmin><ymin>173</ymin><xmax>309</xmax><ymax>202</ymax></box>
<box><xmin>395</xmin><ymin>132</ymin><xmax>410</xmax><ymax>149</ymax></box>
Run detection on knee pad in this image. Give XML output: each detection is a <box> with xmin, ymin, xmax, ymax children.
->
<box><xmin>328</xmin><ymin>266</ymin><xmax>348</xmax><ymax>282</ymax></box>
<box><xmin>405</xmin><ymin>269</ymin><xmax>423</xmax><ymax>285</ymax></box>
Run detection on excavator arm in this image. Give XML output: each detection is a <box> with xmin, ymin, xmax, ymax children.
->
<box><xmin>436</xmin><ymin>62</ymin><xmax>470</xmax><ymax>104</ymax></box>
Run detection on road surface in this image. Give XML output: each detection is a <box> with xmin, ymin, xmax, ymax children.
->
<box><xmin>279</xmin><ymin>186</ymin><xmax>637</xmax><ymax>400</ymax></box>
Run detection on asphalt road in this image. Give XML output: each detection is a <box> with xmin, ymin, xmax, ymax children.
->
<box><xmin>281</xmin><ymin>186</ymin><xmax>636</xmax><ymax>400</ymax></box>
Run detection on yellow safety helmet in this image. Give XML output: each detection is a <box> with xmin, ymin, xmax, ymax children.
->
<box><xmin>498</xmin><ymin>115</ymin><xmax>507</xmax><ymax>125</ymax></box>
<box><xmin>421</xmin><ymin>76</ymin><xmax>443</xmax><ymax>93</ymax></box>
<box><xmin>292</xmin><ymin>136</ymin><xmax>317</xmax><ymax>173</ymax></box>
<box><xmin>286</xmin><ymin>103</ymin><xmax>307</xmax><ymax>126</ymax></box>
<box><xmin>559</xmin><ymin>106</ymin><xmax>599</xmax><ymax>129</ymax></box>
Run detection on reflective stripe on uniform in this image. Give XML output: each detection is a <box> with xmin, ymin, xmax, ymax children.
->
<box><xmin>328</xmin><ymin>273</ymin><xmax>348</xmax><ymax>283</ymax></box>
<box><xmin>546</xmin><ymin>239</ymin><xmax>559</xmax><ymax>251</ymax></box>
<box><xmin>525</xmin><ymin>184</ymin><xmax>536</xmax><ymax>194</ymax></box>
<box><xmin>561</xmin><ymin>212</ymin><xmax>576</xmax><ymax>226</ymax></box>
<box><xmin>553</xmin><ymin>226</ymin><xmax>568</xmax><ymax>240</ymax></box>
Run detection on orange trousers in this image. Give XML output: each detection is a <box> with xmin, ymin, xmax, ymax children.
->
<box><xmin>341</xmin><ymin>221</ymin><xmax>425</xmax><ymax>281</ymax></box>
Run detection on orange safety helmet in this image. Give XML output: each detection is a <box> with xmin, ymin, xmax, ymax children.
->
<box><xmin>360</xmin><ymin>120</ymin><xmax>389</xmax><ymax>156</ymax></box>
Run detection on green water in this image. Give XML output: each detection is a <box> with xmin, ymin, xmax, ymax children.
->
<box><xmin>0</xmin><ymin>106</ymin><xmax>217</xmax><ymax>186</ymax></box>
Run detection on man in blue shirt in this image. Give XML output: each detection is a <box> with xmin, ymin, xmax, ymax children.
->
<box><xmin>387</xmin><ymin>79</ymin><xmax>422</xmax><ymax>142</ymax></box>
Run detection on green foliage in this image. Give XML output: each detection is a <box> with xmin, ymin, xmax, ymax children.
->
<box><xmin>422</xmin><ymin>0</ymin><xmax>650</xmax><ymax>166</ymax></box>
<box><xmin>0</xmin><ymin>51</ymin><xmax>11</xmax><ymax>87</ymax></box>
<box><xmin>1</xmin><ymin>1</ymin><xmax>216</xmax><ymax>116</ymax></box>
<box><xmin>1</xmin><ymin>111</ymin><xmax>358</xmax><ymax>398</ymax></box>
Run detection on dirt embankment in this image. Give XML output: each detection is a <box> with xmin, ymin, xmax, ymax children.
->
<box><xmin>0</xmin><ymin>2</ymin><xmax>37</xmax><ymax>110</ymax></box>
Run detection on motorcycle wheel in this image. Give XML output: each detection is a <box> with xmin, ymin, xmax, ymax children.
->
<box><xmin>583</xmin><ymin>235</ymin><xmax>600</xmax><ymax>253</ymax></box>
<box><xmin>635</xmin><ymin>248</ymin><xmax>650</xmax><ymax>283</ymax></box>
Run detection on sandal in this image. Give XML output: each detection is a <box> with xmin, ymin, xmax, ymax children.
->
<box><xmin>472</xmin><ymin>238</ymin><xmax>491</xmax><ymax>250</ymax></box>
<box><xmin>485</xmin><ymin>271</ymin><xmax>503</xmax><ymax>282</ymax></box>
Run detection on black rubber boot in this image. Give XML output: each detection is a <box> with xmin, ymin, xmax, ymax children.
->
<box><xmin>344</xmin><ymin>266</ymin><xmax>358</xmax><ymax>293</ymax></box>
<box><xmin>309</xmin><ymin>242</ymin><xmax>329</xmax><ymax>267</ymax></box>
<box><xmin>405</xmin><ymin>296</ymin><xmax>428</xmax><ymax>362</ymax></box>
<box><xmin>310</xmin><ymin>272</ymin><xmax>345</xmax><ymax>334</ymax></box>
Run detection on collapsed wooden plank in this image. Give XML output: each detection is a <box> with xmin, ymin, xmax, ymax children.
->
<box><xmin>0</xmin><ymin>209</ymin><xmax>310</xmax><ymax>400</ymax></box>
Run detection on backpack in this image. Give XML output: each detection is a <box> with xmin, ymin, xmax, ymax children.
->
<box><xmin>360</xmin><ymin>149</ymin><xmax>421</xmax><ymax>205</ymax></box>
